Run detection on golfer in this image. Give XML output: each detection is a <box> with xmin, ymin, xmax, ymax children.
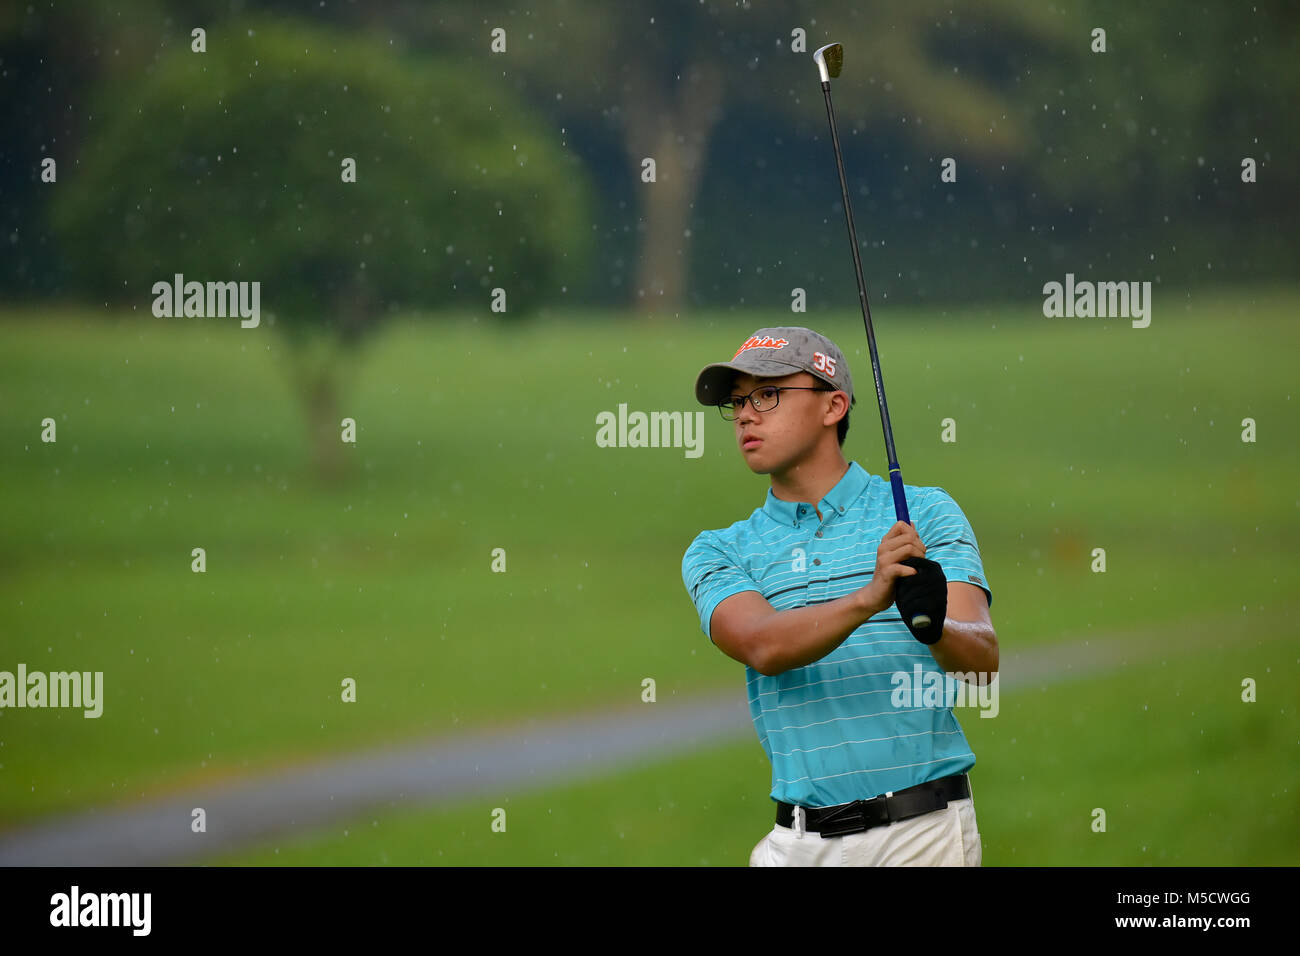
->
<box><xmin>681</xmin><ymin>326</ymin><xmax>998</xmax><ymax>866</ymax></box>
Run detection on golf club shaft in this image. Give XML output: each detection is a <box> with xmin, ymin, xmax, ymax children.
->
<box><xmin>820</xmin><ymin>81</ymin><xmax>911</xmax><ymax>526</ymax></box>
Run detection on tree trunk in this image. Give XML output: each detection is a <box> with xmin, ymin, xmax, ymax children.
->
<box><xmin>624</xmin><ymin>59</ymin><xmax>725</xmax><ymax>317</ymax></box>
<box><xmin>300</xmin><ymin>367</ymin><xmax>348</xmax><ymax>485</ymax></box>
<box><xmin>280</xmin><ymin>335</ymin><xmax>353</xmax><ymax>486</ymax></box>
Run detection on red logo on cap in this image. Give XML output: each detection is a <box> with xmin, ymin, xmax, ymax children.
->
<box><xmin>733</xmin><ymin>335</ymin><xmax>789</xmax><ymax>359</ymax></box>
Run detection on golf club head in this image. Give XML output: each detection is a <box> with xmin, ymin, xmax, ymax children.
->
<box><xmin>813</xmin><ymin>42</ymin><xmax>843</xmax><ymax>83</ymax></box>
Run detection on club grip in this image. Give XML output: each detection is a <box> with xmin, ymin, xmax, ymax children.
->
<box><xmin>888</xmin><ymin>467</ymin><xmax>910</xmax><ymax>525</ymax></box>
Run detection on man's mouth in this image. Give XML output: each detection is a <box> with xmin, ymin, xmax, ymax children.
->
<box><xmin>741</xmin><ymin>434</ymin><xmax>763</xmax><ymax>451</ymax></box>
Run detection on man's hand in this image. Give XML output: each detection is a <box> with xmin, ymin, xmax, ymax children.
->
<box><xmin>861</xmin><ymin>520</ymin><xmax>927</xmax><ymax>617</ymax></box>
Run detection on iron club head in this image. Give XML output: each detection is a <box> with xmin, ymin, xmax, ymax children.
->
<box><xmin>813</xmin><ymin>42</ymin><xmax>843</xmax><ymax>83</ymax></box>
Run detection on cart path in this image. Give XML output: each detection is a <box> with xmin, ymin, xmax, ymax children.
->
<box><xmin>0</xmin><ymin>624</ymin><xmax>1234</xmax><ymax>865</ymax></box>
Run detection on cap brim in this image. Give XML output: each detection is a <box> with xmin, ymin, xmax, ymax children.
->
<box><xmin>694</xmin><ymin>358</ymin><xmax>808</xmax><ymax>405</ymax></box>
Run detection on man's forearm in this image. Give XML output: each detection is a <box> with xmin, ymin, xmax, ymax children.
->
<box><xmin>751</xmin><ymin>589</ymin><xmax>878</xmax><ymax>676</ymax></box>
<box><xmin>928</xmin><ymin>617</ymin><xmax>999</xmax><ymax>678</ymax></box>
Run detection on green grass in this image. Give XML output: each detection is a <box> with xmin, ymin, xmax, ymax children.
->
<box><xmin>211</xmin><ymin>613</ymin><xmax>1299</xmax><ymax>866</ymax></box>
<box><xmin>969</xmin><ymin>621</ymin><xmax>1300</xmax><ymax>866</ymax></box>
<box><xmin>1</xmin><ymin>287</ymin><xmax>1297</xmax><ymax>848</ymax></box>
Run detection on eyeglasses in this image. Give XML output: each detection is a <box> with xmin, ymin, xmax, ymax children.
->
<box><xmin>718</xmin><ymin>385</ymin><xmax>835</xmax><ymax>420</ymax></box>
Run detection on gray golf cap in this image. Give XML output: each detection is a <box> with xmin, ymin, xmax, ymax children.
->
<box><xmin>694</xmin><ymin>327</ymin><xmax>856</xmax><ymax>406</ymax></box>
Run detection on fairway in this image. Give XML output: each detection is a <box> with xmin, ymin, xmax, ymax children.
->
<box><xmin>209</xmin><ymin>614</ymin><xmax>1299</xmax><ymax>866</ymax></box>
<box><xmin>2</xmin><ymin>288</ymin><xmax>1297</xmax><ymax>864</ymax></box>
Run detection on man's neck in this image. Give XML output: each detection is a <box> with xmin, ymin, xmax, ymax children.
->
<box><xmin>769</xmin><ymin>450</ymin><xmax>852</xmax><ymax>508</ymax></box>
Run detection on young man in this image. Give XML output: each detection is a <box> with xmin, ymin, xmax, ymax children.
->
<box><xmin>681</xmin><ymin>326</ymin><xmax>998</xmax><ymax>866</ymax></box>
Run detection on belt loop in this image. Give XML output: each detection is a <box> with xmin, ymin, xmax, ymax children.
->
<box><xmin>793</xmin><ymin>805</ymin><xmax>806</xmax><ymax>839</ymax></box>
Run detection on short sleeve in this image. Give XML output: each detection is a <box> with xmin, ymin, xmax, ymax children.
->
<box><xmin>913</xmin><ymin>488</ymin><xmax>992</xmax><ymax>608</ymax></box>
<box><xmin>681</xmin><ymin>533</ymin><xmax>763</xmax><ymax>640</ymax></box>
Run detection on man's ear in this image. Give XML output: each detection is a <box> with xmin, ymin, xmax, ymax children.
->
<box><xmin>825</xmin><ymin>390</ymin><xmax>850</xmax><ymax>426</ymax></box>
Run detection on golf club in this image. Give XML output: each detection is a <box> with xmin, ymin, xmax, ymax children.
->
<box><xmin>813</xmin><ymin>41</ymin><xmax>948</xmax><ymax>643</ymax></box>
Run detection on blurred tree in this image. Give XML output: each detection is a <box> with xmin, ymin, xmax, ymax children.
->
<box><xmin>8</xmin><ymin>1</ymin><xmax>1298</xmax><ymax>314</ymax></box>
<box><xmin>49</xmin><ymin>15</ymin><xmax>593</xmax><ymax>480</ymax></box>
<box><xmin>0</xmin><ymin>0</ymin><xmax>170</xmax><ymax>296</ymax></box>
<box><xmin>434</xmin><ymin>0</ymin><xmax>1077</xmax><ymax>316</ymax></box>
<box><xmin>1019</xmin><ymin>2</ymin><xmax>1300</xmax><ymax>221</ymax></box>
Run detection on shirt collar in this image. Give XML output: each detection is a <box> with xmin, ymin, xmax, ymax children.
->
<box><xmin>761</xmin><ymin>461</ymin><xmax>872</xmax><ymax>528</ymax></box>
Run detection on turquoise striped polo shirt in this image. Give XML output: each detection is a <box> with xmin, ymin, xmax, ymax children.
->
<box><xmin>681</xmin><ymin>460</ymin><xmax>993</xmax><ymax>808</ymax></box>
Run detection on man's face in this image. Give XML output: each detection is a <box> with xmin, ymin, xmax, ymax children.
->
<box><xmin>727</xmin><ymin>371</ymin><xmax>842</xmax><ymax>475</ymax></box>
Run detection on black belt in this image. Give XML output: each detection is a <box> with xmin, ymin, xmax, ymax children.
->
<box><xmin>776</xmin><ymin>773</ymin><xmax>970</xmax><ymax>838</ymax></box>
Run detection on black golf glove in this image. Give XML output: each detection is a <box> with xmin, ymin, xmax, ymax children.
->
<box><xmin>895</xmin><ymin>557</ymin><xmax>947</xmax><ymax>644</ymax></box>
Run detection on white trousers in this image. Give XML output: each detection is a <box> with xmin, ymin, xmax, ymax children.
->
<box><xmin>748</xmin><ymin>797</ymin><xmax>982</xmax><ymax>866</ymax></box>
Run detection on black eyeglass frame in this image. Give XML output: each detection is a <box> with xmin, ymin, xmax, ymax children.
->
<box><xmin>717</xmin><ymin>385</ymin><xmax>837</xmax><ymax>420</ymax></box>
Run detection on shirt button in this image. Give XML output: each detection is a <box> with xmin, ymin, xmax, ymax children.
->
<box><xmin>813</xmin><ymin>558</ymin><xmax>821</xmax><ymax>566</ymax></box>
<box><xmin>815</xmin><ymin>530</ymin><xmax>823</xmax><ymax>538</ymax></box>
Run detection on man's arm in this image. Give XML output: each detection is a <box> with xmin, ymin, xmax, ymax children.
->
<box><xmin>710</xmin><ymin>521</ymin><xmax>924</xmax><ymax>676</ymax></box>
<box><xmin>709</xmin><ymin>589</ymin><xmax>876</xmax><ymax>677</ymax></box>
<box><xmin>928</xmin><ymin>581</ymin><xmax>998</xmax><ymax>680</ymax></box>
